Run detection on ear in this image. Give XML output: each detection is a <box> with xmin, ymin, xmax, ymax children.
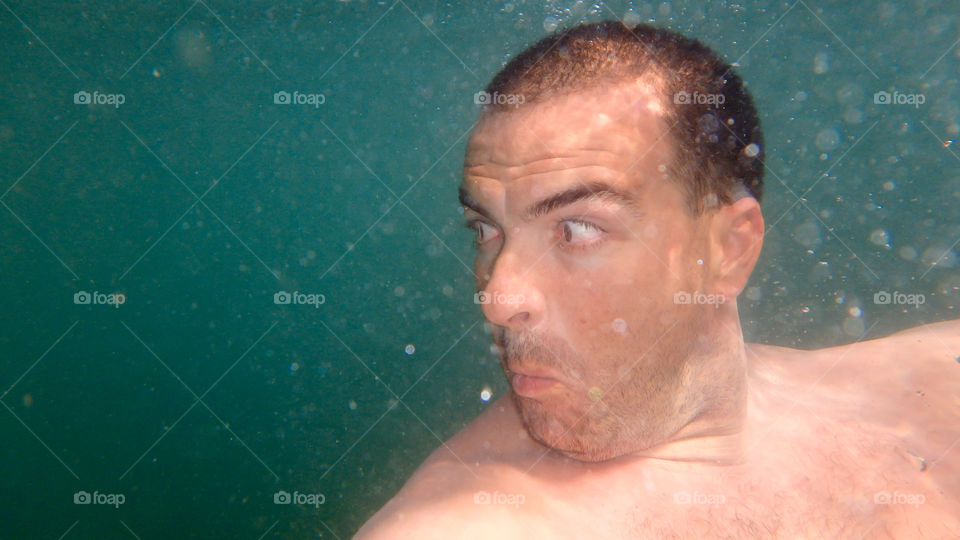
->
<box><xmin>706</xmin><ymin>197</ymin><xmax>764</xmax><ymax>298</ymax></box>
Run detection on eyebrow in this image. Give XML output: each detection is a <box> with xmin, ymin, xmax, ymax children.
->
<box><xmin>459</xmin><ymin>180</ymin><xmax>643</xmax><ymax>223</ymax></box>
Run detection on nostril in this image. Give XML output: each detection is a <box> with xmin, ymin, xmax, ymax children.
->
<box><xmin>509</xmin><ymin>312</ymin><xmax>530</xmax><ymax>324</ymax></box>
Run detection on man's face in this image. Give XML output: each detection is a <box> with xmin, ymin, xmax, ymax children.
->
<box><xmin>460</xmin><ymin>82</ymin><xmax>720</xmax><ymax>461</ymax></box>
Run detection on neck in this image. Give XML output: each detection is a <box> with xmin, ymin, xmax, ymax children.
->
<box><xmin>631</xmin><ymin>315</ymin><xmax>749</xmax><ymax>466</ymax></box>
<box><xmin>629</xmin><ymin>422</ymin><xmax>747</xmax><ymax>465</ymax></box>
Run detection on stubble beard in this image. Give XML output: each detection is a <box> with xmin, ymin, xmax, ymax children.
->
<box><xmin>499</xmin><ymin>316</ymin><xmax>701</xmax><ymax>462</ymax></box>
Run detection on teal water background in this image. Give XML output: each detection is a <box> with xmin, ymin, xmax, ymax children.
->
<box><xmin>1</xmin><ymin>1</ymin><xmax>959</xmax><ymax>538</ymax></box>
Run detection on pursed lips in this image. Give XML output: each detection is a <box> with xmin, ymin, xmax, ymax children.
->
<box><xmin>509</xmin><ymin>365</ymin><xmax>560</xmax><ymax>379</ymax></box>
<box><xmin>508</xmin><ymin>365</ymin><xmax>566</xmax><ymax>396</ymax></box>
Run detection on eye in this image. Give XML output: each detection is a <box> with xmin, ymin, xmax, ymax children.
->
<box><xmin>559</xmin><ymin>219</ymin><xmax>605</xmax><ymax>247</ymax></box>
<box><xmin>468</xmin><ymin>220</ymin><xmax>500</xmax><ymax>245</ymax></box>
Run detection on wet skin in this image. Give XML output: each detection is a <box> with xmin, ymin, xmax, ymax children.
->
<box><xmin>356</xmin><ymin>84</ymin><xmax>960</xmax><ymax>539</ymax></box>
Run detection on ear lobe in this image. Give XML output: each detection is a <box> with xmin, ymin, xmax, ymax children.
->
<box><xmin>710</xmin><ymin>197</ymin><xmax>764</xmax><ymax>298</ymax></box>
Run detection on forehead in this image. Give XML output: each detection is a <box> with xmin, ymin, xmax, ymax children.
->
<box><xmin>464</xmin><ymin>81</ymin><xmax>674</xmax><ymax>177</ymax></box>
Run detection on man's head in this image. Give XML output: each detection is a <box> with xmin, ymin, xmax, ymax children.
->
<box><xmin>482</xmin><ymin>20</ymin><xmax>764</xmax><ymax>215</ymax></box>
<box><xmin>460</xmin><ymin>21</ymin><xmax>765</xmax><ymax>461</ymax></box>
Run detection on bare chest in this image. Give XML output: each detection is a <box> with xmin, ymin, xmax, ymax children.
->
<box><xmin>521</xmin><ymin>433</ymin><xmax>952</xmax><ymax>539</ymax></box>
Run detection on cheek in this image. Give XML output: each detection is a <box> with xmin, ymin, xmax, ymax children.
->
<box><xmin>572</xmin><ymin>284</ymin><xmax>660</xmax><ymax>343</ymax></box>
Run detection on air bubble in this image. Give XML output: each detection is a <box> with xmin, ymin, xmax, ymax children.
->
<box><xmin>815</xmin><ymin>128</ymin><xmax>840</xmax><ymax>151</ymax></box>
<box><xmin>869</xmin><ymin>229</ymin><xmax>890</xmax><ymax>246</ymax></box>
<box><xmin>898</xmin><ymin>246</ymin><xmax>917</xmax><ymax>261</ymax></box>
<box><xmin>612</xmin><ymin>318</ymin><xmax>627</xmax><ymax>333</ymax></box>
<box><xmin>843</xmin><ymin>108</ymin><xmax>864</xmax><ymax>124</ymax></box>
<box><xmin>813</xmin><ymin>51</ymin><xmax>830</xmax><ymax>74</ymax></box>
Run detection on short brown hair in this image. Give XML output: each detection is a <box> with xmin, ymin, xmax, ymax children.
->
<box><xmin>482</xmin><ymin>21</ymin><xmax>764</xmax><ymax>215</ymax></box>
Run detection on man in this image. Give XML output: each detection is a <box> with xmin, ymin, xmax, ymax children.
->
<box><xmin>357</xmin><ymin>21</ymin><xmax>960</xmax><ymax>538</ymax></box>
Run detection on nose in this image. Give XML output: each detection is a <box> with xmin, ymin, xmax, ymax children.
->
<box><xmin>478</xmin><ymin>247</ymin><xmax>544</xmax><ymax>329</ymax></box>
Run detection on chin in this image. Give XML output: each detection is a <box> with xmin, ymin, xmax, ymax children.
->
<box><xmin>532</xmin><ymin>429</ymin><xmax>628</xmax><ymax>462</ymax></box>
<box><xmin>513</xmin><ymin>393</ymin><xmax>629</xmax><ymax>462</ymax></box>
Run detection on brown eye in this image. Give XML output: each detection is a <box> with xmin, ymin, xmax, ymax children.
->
<box><xmin>560</xmin><ymin>219</ymin><xmax>603</xmax><ymax>245</ymax></box>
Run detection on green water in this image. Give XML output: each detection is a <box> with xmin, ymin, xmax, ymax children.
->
<box><xmin>1</xmin><ymin>1</ymin><xmax>958</xmax><ymax>538</ymax></box>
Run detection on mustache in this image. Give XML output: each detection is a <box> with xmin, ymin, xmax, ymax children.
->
<box><xmin>498</xmin><ymin>331</ymin><xmax>580</xmax><ymax>379</ymax></box>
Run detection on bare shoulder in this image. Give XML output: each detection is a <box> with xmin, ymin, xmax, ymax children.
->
<box><xmin>354</xmin><ymin>481</ymin><xmax>530</xmax><ymax>540</ymax></box>
<box><xmin>747</xmin><ymin>318</ymin><xmax>960</xmax><ymax>388</ymax></box>
<box><xmin>749</xmin><ymin>319</ymin><xmax>960</xmax><ymax>506</ymax></box>
<box><xmin>355</xmin><ymin>498</ymin><xmax>534</xmax><ymax>540</ymax></box>
<box><xmin>354</xmin><ymin>447</ymin><xmax>508</xmax><ymax>540</ymax></box>
<box><xmin>813</xmin><ymin>318</ymin><xmax>960</xmax><ymax>396</ymax></box>
<box><xmin>884</xmin><ymin>317</ymin><xmax>960</xmax><ymax>353</ymax></box>
<box><xmin>356</xmin><ymin>396</ymin><xmax>537</xmax><ymax>539</ymax></box>
<box><xmin>744</xmin><ymin>320</ymin><xmax>960</xmax><ymax>536</ymax></box>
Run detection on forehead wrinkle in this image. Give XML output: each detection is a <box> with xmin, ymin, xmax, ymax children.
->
<box><xmin>521</xmin><ymin>181</ymin><xmax>646</xmax><ymax>223</ymax></box>
<box><xmin>464</xmin><ymin>152</ymin><xmax>629</xmax><ymax>184</ymax></box>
